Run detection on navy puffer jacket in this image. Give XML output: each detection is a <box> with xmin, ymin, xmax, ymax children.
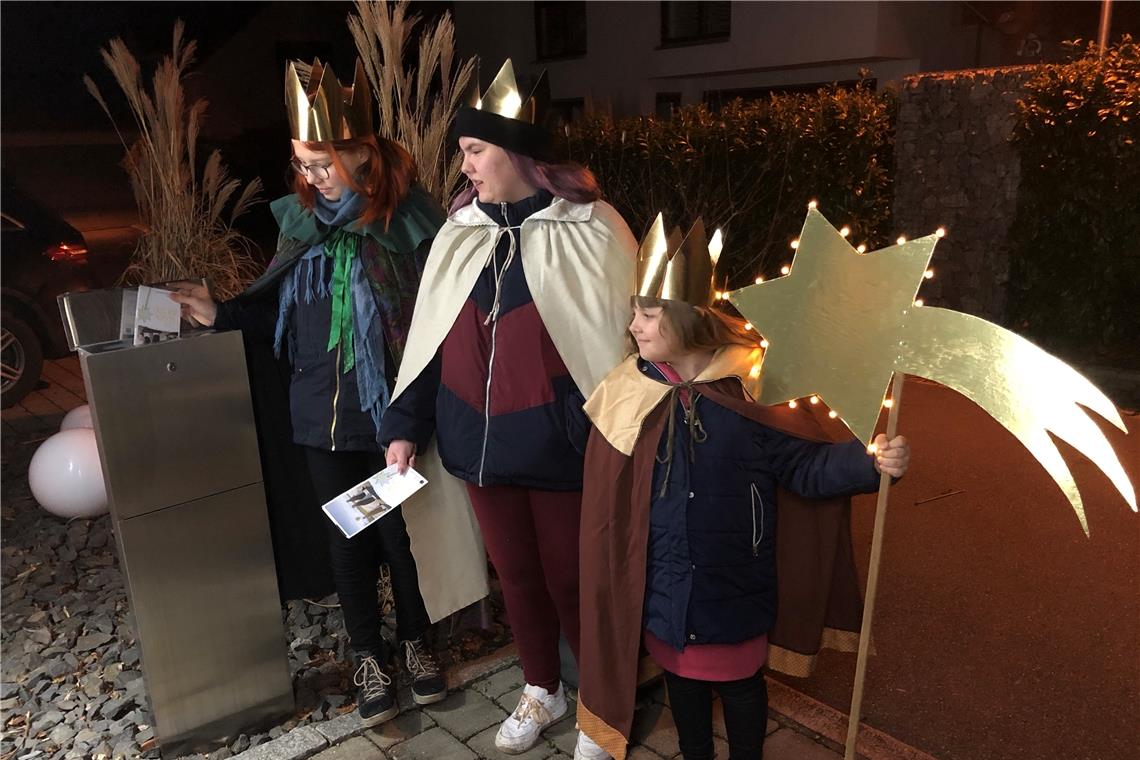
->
<box><xmin>380</xmin><ymin>190</ymin><xmax>590</xmax><ymax>489</ymax></box>
<box><xmin>640</xmin><ymin>361</ymin><xmax>879</xmax><ymax>650</ymax></box>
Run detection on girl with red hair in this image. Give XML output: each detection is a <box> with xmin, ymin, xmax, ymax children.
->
<box><xmin>171</xmin><ymin>58</ymin><xmax>462</xmax><ymax>728</ymax></box>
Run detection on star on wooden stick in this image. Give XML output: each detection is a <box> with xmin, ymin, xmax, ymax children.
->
<box><xmin>729</xmin><ymin>208</ymin><xmax>1135</xmax><ymax>535</ymax></box>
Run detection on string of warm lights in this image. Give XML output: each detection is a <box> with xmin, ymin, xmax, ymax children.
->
<box><xmin>730</xmin><ymin>198</ymin><xmax>949</xmax><ymax>420</ymax></box>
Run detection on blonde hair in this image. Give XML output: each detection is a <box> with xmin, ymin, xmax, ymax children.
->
<box><xmin>629</xmin><ymin>296</ymin><xmax>760</xmax><ymax>354</ymax></box>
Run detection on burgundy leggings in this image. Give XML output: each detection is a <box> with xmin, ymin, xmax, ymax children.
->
<box><xmin>466</xmin><ymin>484</ymin><xmax>582</xmax><ymax>692</ymax></box>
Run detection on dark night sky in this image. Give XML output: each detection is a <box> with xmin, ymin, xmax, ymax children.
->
<box><xmin>0</xmin><ymin>1</ymin><xmax>444</xmax><ymax>249</ymax></box>
<box><xmin>0</xmin><ymin>2</ymin><xmax>359</xmax><ymax>133</ymax></box>
<box><xmin>1</xmin><ymin>1</ymin><xmax>464</xmax><ymax>135</ymax></box>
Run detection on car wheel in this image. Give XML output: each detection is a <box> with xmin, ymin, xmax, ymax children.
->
<box><xmin>1</xmin><ymin>311</ymin><xmax>44</xmax><ymax>409</ymax></box>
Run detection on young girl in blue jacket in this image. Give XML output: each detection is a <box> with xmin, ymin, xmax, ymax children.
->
<box><xmin>575</xmin><ymin>225</ymin><xmax>910</xmax><ymax>760</ymax></box>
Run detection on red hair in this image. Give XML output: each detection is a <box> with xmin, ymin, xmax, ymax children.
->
<box><xmin>292</xmin><ymin>134</ymin><xmax>416</xmax><ymax>228</ymax></box>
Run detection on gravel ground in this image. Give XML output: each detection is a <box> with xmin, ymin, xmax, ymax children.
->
<box><xmin>1</xmin><ymin>429</ymin><xmax>510</xmax><ymax>760</ymax></box>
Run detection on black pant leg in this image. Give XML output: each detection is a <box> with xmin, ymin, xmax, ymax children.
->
<box><xmin>304</xmin><ymin>447</ymin><xmax>387</xmax><ymax>657</ymax></box>
<box><xmin>664</xmin><ymin>670</ymin><xmax>716</xmax><ymax>760</ymax></box>
<box><xmin>712</xmin><ymin>669</ymin><xmax>768</xmax><ymax>760</ymax></box>
<box><xmin>372</xmin><ymin>502</ymin><xmax>431</xmax><ymax>643</ymax></box>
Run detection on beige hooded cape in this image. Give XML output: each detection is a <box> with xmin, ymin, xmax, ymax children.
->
<box><xmin>394</xmin><ymin>197</ymin><xmax>638</xmax><ymax>622</ymax></box>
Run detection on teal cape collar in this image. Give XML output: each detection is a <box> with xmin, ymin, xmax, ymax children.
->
<box><xmin>271</xmin><ymin>184</ymin><xmax>444</xmax><ymax>255</ymax></box>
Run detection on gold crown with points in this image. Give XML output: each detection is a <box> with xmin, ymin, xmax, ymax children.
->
<box><xmin>635</xmin><ymin>214</ymin><xmax>724</xmax><ymax>308</ymax></box>
<box><xmin>285</xmin><ymin>58</ymin><xmax>373</xmax><ymax>142</ymax></box>
<box><xmin>461</xmin><ymin>59</ymin><xmax>548</xmax><ymax>124</ymax></box>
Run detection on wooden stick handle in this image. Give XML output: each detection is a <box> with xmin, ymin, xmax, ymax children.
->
<box><xmin>844</xmin><ymin>373</ymin><xmax>905</xmax><ymax>760</ymax></box>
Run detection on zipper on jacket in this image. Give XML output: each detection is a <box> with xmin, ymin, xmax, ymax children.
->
<box><xmin>750</xmin><ymin>483</ymin><xmax>764</xmax><ymax>556</ymax></box>
<box><xmin>478</xmin><ymin>319</ymin><xmax>499</xmax><ymax>486</ymax></box>
<box><xmin>330</xmin><ymin>345</ymin><xmax>342</xmax><ymax>451</ymax></box>
<box><xmin>477</xmin><ymin>202</ymin><xmax>512</xmax><ymax>486</ymax></box>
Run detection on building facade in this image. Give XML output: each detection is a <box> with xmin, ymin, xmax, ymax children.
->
<box><xmin>452</xmin><ymin>1</ymin><xmax>1110</xmax><ymax>120</ymax></box>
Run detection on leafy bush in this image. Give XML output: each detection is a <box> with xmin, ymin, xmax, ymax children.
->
<box><xmin>560</xmin><ymin>81</ymin><xmax>894</xmax><ymax>288</ymax></box>
<box><xmin>1008</xmin><ymin>37</ymin><xmax>1140</xmax><ymax>359</ymax></box>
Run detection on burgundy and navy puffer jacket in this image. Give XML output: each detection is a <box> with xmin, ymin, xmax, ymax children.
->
<box><xmin>380</xmin><ymin>190</ymin><xmax>590</xmax><ymax>490</ymax></box>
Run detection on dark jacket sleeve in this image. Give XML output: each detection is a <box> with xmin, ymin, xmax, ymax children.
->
<box><xmin>565</xmin><ymin>384</ymin><xmax>591</xmax><ymax>456</ymax></box>
<box><xmin>414</xmin><ymin>236</ymin><xmax>432</xmax><ymax>276</ymax></box>
<box><xmin>214</xmin><ymin>289</ymin><xmax>279</xmax><ymax>344</ymax></box>
<box><xmin>765</xmin><ymin>433</ymin><xmax>880</xmax><ymax>499</ymax></box>
<box><xmin>379</xmin><ymin>351</ymin><xmax>440</xmax><ymax>451</ymax></box>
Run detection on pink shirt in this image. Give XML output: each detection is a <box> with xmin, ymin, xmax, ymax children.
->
<box><xmin>645</xmin><ymin>629</ymin><xmax>768</xmax><ymax>682</ymax></box>
<box><xmin>644</xmin><ymin>361</ymin><xmax>769</xmax><ymax>681</ymax></box>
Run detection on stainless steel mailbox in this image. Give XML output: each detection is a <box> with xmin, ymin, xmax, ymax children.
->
<box><xmin>78</xmin><ymin>329</ymin><xmax>293</xmax><ymax>756</ymax></box>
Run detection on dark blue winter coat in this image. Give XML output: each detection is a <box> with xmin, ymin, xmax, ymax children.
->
<box><xmin>640</xmin><ymin>361</ymin><xmax>880</xmax><ymax>650</ymax></box>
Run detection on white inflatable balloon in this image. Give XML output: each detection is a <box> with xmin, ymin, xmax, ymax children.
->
<box><xmin>60</xmin><ymin>404</ymin><xmax>93</xmax><ymax>431</ymax></box>
<box><xmin>28</xmin><ymin>428</ymin><xmax>108</xmax><ymax>519</ymax></box>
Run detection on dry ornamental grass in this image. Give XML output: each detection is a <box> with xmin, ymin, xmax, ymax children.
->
<box><xmin>348</xmin><ymin>0</ymin><xmax>476</xmax><ymax>206</ymax></box>
<box><xmin>83</xmin><ymin>20</ymin><xmax>263</xmax><ymax>300</ymax></box>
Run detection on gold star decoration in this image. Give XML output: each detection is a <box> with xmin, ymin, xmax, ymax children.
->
<box><xmin>729</xmin><ymin>208</ymin><xmax>938</xmax><ymax>442</ymax></box>
<box><xmin>729</xmin><ymin>208</ymin><xmax>1135</xmax><ymax>535</ymax></box>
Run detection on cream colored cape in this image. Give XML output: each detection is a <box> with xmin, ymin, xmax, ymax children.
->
<box><xmin>395</xmin><ymin>197</ymin><xmax>638</xmax><ymax>622</ymax></box>
<box><xmin>583</xmin><ymin>346</ymin><xmax>764</xmax><ymax>454</ymax></box>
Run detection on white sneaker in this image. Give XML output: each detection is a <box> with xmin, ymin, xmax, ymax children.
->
<box><xmin>574</xmin><ymin>730</ymin><xmax>612</xmax><ymax>760</ymax></box>
<box><xmin>494</xmin><ymin>682</ymin><xmax>568</xmax><ymax>754</ymax></box>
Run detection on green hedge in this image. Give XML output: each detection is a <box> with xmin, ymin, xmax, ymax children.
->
<box><xmin>1008</xmin><ymin>37</ymin><xmax>1140</xmax><ymax>360</ymax></box>
<box><xmin>559</xmin><ymin>81</ymin><xmax>895</xmax><ymax>289</ymax></box>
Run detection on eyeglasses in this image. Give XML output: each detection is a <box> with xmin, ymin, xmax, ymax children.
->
<box><xmin>290</xmin><ymin>159</ymin><xmax>332</xmax><ymax>180</ymax></box>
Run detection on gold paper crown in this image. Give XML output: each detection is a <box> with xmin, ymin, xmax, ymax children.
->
<box><xmin>461</xmin><ymin>59</ymin><xmax>549</xmax><ymax>124</ymax></box>
<box><xmin>635</xmin><ymin>214</ymin><xmax>724</xmax><ymax>308</ymax></box>
<box><xmin>285</xmin><ymin>58</ymin><xmax>373</xmax><ymax>142</ymax></box>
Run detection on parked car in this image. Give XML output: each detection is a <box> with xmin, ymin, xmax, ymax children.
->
<box><xmin>2</xmin><ymin>177</ymin><xmax>104</xmax><ymax>407</ymax></box>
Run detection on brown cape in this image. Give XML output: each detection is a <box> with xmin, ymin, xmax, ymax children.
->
<box><xmin>576</xmin><ymin>349</ymin><xmax>865</xmax><ymax>759</ymax></box>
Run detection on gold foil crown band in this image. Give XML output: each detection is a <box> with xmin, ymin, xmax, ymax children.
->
<box><xmin>453</xmin><ymin>58</ymin><xmax>554</xmax><ymax>160</ymax></box>
<box><xmin>461</xmin><ymin>59</ymin><xmax>549</xmax><ymax>124</ymax></box>
<box><xmin>635</xmin><ymin>214</ymin><xmax>724</xmax><ymax>309</ymax></box>
<box><xmin>285</xmin><ymin>58</ymin><xmax>373</xmax><ymax>142</ymax></box>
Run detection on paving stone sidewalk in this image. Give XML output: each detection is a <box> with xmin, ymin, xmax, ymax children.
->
<box><xmin>211</xmin><ymin>657</ymin><xmax>850</xmax><ymax>760</ymax></box>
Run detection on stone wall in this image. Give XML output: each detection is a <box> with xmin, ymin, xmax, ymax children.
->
<box><xmin>892</xmin><ymin>66</ymin><xmax>1035</xmax><ymax>322</ymax></box>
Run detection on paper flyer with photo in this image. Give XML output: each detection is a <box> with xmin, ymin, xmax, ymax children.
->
<box><xmin>133</xmin><ymin>285</ymin><xmax>182</xmax><ymax>346</ymax></box>
<box><xmin>118</xmin><ymin>289</ymin><xmax>138</xmax><ymax>342</ymax></box>
<box><xmin>322</xmin><ymin>464</ymin><xmax>429</xmax><ymax>539</ymax></box>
